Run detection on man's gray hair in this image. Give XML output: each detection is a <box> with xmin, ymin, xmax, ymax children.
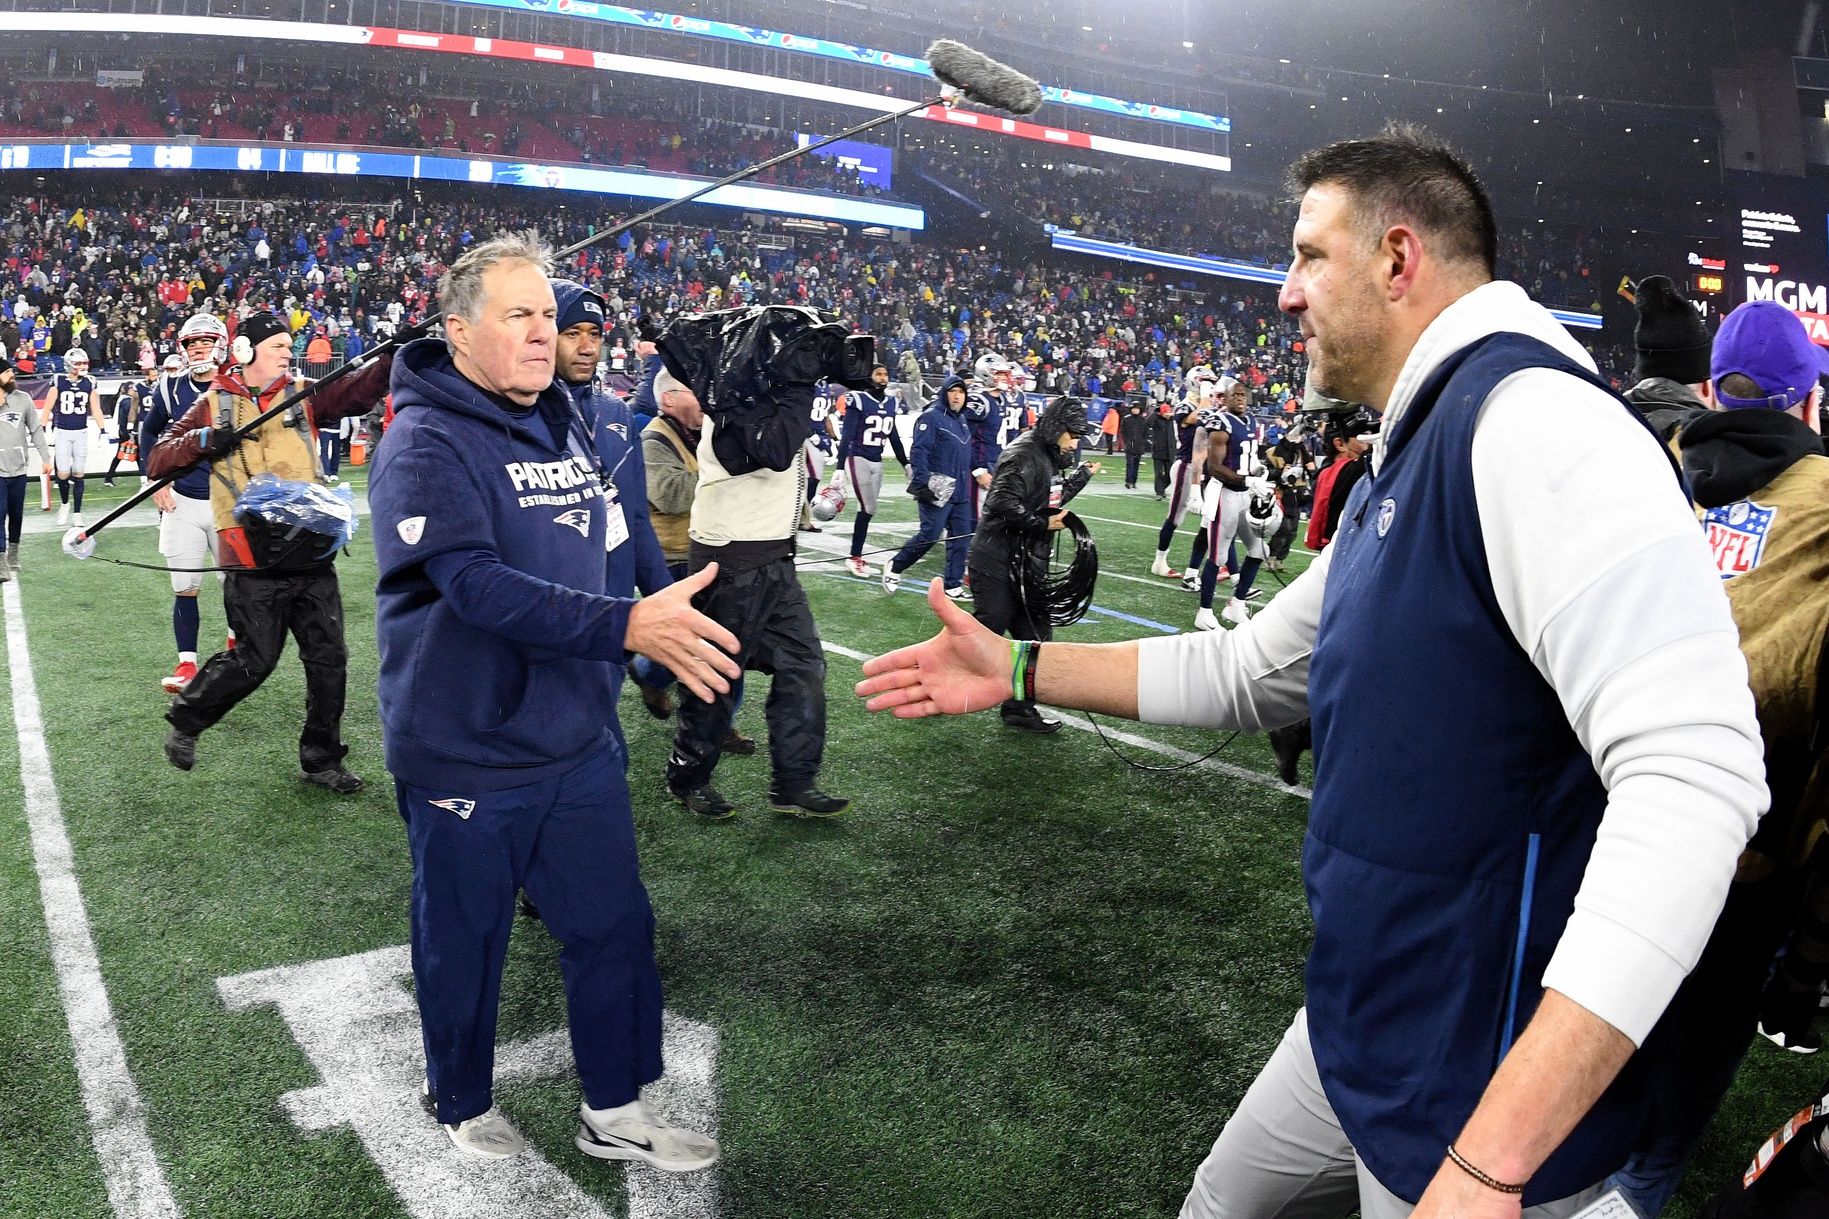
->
<box><xmin>654</xmin><ymin>366</ymin><xmax>685</xmax><ymax>401</ymax></box>
<box><xmin>437</xmin><ymin>231</ymin><xmax>554</xmax><ymax>348</ymax></box>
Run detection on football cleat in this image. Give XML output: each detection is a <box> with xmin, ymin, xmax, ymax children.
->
<box><xmin>161</xmin><ymin>660</ymin><xmax>198</xmax><ymax>694</ymax></box>
<box><xmin>845</xmin><ymin>556</ymin><xmax>870</xmax><ymax>578</ymax></box>
<box><xmin>71</xmin><ymin>512</ymin><xmax>85</xmax><ymax>528</ymax></box>
<box><xmin>944</xmin><ymin>586</ymin><xmax>969</xmax><ymax>601</ymax></box>
<box><xmin>56</xmin><ymin>504</ymin><xmax>71</xmax><ymax>525</ymax></box>
<box><xmin>1237</xmin><ymin>588</ymin><xmax>1264</xmax><ymax>603</ymax></box>
<box><xmin>881</xmin><ymin>568</ymin><xmax>901</xmax><ymax>594</ymax></box>
<box><xmin>1181</xmin><ymin>573</ymin><xmax>1199</xmax><ymax>592</ymax></box>
<box><xmin>1221</xmin><ymin>600</ymin><xmax>1251</xmax><ymax>627</ymax></box>
<box><xmin>576</xmin><ymin>1099</ymin><xmax>718</xmax><ymax>1172</ymax></box>
<box><xmin>1149</xmin><ymin>555</ymin><xmax>1180</xmax><ymax>579</ymax></box>
<box><xmin>1193</xmin><ymin>608</ymin><xmax>1221</xmax><ymax>632</ymax></box>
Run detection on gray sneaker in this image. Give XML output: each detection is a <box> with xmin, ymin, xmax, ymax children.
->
<box><xmin>5</xmin><ymin>549</ymin><xmax>17</xmax><ymax>574</ymax></box>
<box><xmin>443</xmin><ymin>1107</ymin><xmax>527</xmax><ymax>1160</ymax></box>
<box><xmin>576</xmin><ymin>1100</ymin><xmax>718</xmax><ymax>1172</ymax></box>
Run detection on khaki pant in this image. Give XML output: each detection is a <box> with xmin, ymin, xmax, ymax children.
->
<box><xmin>1179</xmin><ymin>1008</ymin><xmax>1607</xmax><ymax>1219</ymax></box>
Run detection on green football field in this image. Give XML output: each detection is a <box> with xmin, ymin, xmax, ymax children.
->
<box><xmin>1</xmin><ymin>466</ymin><xmax>1817</xmax><ymax>1219</ymax></box>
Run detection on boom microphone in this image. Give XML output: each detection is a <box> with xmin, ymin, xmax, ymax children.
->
<box><xmin>925</xmin><ymin>40</ymin><xmax>1045</xmax><ymax>116</ymax></box>
<box><xmin>553</xmin><ymin>41</ymin><xmax>1044</xmax><ymax>262</ymax></box>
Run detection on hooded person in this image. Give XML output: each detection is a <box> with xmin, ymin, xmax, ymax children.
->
<box><xmin>966</xmin><ymin>396</ymin><xmax>1098</xmax><ymax>733</ymax></box>
<box><xmin>1608</xmin><ymin>299</ymin><xmax>1829</xmax><ymax>1217</ymax></box>
<box><xmin>367</xmin><ymin>232</ymin><xmax>738</xmax><ymax>1167</ymax></box>
<box><xmin>884</xmin><ymin>373</ymin><xmax>974</xmax><ymax>598</ymax></box>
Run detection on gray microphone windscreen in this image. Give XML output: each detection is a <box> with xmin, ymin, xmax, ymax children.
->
<box><xmin>925</xmin><ymin>40</ymin><xmax>1044</xmax><ymax>116</ymax></box>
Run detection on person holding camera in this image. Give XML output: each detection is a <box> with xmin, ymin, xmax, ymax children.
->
<box><xmin>883</xmin><ymin>374</ymin><xmax>974</xmax><ymax>600</ymax></box>
<box><xmin>661</xmin><ymin>336</ymin><xmax>852</xmax><ymax>822</ymax></box>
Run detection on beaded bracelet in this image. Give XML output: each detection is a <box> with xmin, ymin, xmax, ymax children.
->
<box><xmin>1445</xmin><ymin>1144</ymin><xmax>1526</xmax><ymax>1196</ymax></box>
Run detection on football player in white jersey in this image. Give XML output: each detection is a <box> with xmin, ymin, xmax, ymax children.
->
<box><xmin>40</xmin><ymin>348</ymin><xmax>104</xmax><ymax>526</ymax></box>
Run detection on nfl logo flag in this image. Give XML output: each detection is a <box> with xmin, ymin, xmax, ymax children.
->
<box><xmin>1702</xmin><ymin>499</ymin><xmax>1777</xmax><ymax>579</ymax></box>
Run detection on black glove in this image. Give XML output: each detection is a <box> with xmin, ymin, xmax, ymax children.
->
<box><xmin>200</xmin><ymin>426</ymin><xmax>237</xmax><ymax>459</ymax></box>
<box><xmin>912</xmin><ymin>483</ymin><xmax>939</xmax><ymax>507</ymax></box>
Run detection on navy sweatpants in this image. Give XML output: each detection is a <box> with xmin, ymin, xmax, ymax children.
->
<box><xmin>890</xmin><ymin>495</ymin><xmax>971</xmax><ymax>588</ymax></box>
<box><xmin>400</xmin><ymin>740</ymin><xmax>663</xmax><ymax>1125</ymax></box>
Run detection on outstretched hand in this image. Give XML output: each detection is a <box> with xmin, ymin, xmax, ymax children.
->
<box><xmin>855</xmin><ymin>579</ymin><xmax>1012</xmax><ymax>717</ymax></box>
<box><xmin>625</xmin><ymin>562</ymin><xmax>743</xmax><ymax>704</ymax></box>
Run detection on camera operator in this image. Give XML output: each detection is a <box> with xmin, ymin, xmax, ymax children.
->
<box><xmin>662</xmin><ymin>321</ymin><xmax>853</xmax><ymax>822</ymax></box>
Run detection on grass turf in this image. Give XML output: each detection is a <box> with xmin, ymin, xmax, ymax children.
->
<box><xmin>0</xmin><ymin>465</ymin><xmax>1816</xmax><ymax>1218</ymax></box>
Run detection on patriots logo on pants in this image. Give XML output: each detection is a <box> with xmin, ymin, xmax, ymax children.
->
<box><xmin>428</xmin><ymin>798</ymin><xmax>476</xmax><ymax>820</ymax></box>
<box><xmin>553</xmin><ymin>508</ymin><xmax>592</xmax><ymax>537</ymax></box>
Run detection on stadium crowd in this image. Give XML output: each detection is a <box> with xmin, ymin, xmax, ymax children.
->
<box><xmin>0</xmin><ymin>67</ymin><xmax>891</xmax><ymax>197</ymax></box>
<box><xmin>917</xmin><ymin>139</ymin><xmax>1613</xmax><ymax>311</ymax></box>
<box><xmin>0</xmin><ymin>181</ymin><xmax>1629</xmax><ymax>399</ymax></box>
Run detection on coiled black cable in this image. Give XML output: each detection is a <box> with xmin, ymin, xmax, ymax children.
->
<box><xmin>1034</xmin><ymin>510</ymin><xmax>1098</xmax><ymax>627</ymax></box>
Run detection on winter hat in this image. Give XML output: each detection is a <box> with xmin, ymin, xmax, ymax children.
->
<box><xmin>236</xmin><ymin>311</ymin><xmax>291</xmax><ymax>357</ymax></box>
<box><xmin>550</xmin><ymin>279</ymin><xmax>606</xmax><ymax>333</ymax></box>
<box><xmin>1631</xmin><ymin>275</ymin><xmax>1712</xmax><ymax>386</ymax></box>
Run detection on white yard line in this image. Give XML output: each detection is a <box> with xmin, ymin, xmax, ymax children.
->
<box><xmin>818</xmin><ymin>640</ymin><xmax>1309</xmax><ymax>799</ymax></box>
<box><xmin>3</xmin><ymin>581</ymin><xmax>181</xmax><ymax>1219</ymax></box>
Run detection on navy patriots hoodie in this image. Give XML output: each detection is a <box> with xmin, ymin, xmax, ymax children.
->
<box><xmin>372</xmin><ymin>338</ymin><xmax>633</xmax><ymax>792</ymax></box>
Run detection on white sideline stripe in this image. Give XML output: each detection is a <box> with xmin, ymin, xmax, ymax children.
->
<box><xmin>818</xmin><ymin>640</ymin><xmax>1309</xmax><ymax>799</ymax></box>
<box><xmin>3</xmin><ymin>581</ymin><xmax>182</xmax><ymax>1219</ymax></box>
<box><xmin>217</xmin><ymin>946</ymin><xmax>722</xmax><ymax>1219</ymax></box>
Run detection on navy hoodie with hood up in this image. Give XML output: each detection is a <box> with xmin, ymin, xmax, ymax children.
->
<box><xmin>372</xmin><ymin>337</ymin><xmax>635</xmax><ymax>792</ymax></box>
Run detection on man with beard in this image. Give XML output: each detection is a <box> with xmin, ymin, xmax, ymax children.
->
<box><xmin>0</xmin><ymin>355</ymin><xmax>51</xmax><ymax>578</ymax></box>
<box><xmin>858</xmin><ymin>124</ymin><xmax>1766</xmax><ymax>1219</ymax></box>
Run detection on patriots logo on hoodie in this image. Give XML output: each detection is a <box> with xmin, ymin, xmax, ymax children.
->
<box><xmin>428</xmin><ymin>798</ymin><xmax>476</xmax><ymax>820</ymax></box>
<box><xmin>554</xmin><ymin>508</ymin><xmax>592</xmax><ymax>537</ymax></box>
